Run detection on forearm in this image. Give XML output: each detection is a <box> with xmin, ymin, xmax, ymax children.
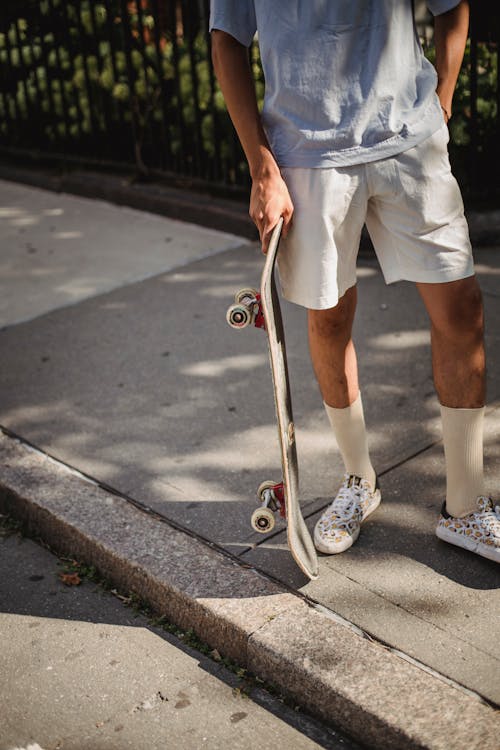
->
<box><xmin>434</xmin><ymin>0</ymin><xmax>470</xmax><ymax>118</ymax></box>
<box><xmin>211</xmin><ymin>29</ymin><xmax>293</xmax><ymax>248</ymax></box>
<box><xmin>211</xmin><ymin>30</ymin><xmax>278</xmax><ymax>178</ymax></box>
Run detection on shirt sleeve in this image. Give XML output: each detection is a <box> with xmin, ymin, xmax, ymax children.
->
<box><xmin>427</xmin><ymin>1</ymin><xmax>461</xmax><ymax>16</ymax></box>
<box><xmin>209</xmin><ymin>0</ymin><xmax>257</xmax><ymax>47</ymax></box>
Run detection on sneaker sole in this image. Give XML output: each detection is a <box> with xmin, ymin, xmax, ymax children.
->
<box><xmin>314</xmin><ymin>490</ymin><xmax>381</xmax><ymax>555</ymax></box>
<box><xmin>436</xmin><ymin>524</ymin><xmax>500</xmax><ymax>563</ymax></box>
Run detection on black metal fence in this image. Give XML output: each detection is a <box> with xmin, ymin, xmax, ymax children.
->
<box><xmin>0</xmin><ymin>1</ymin><xmax>498</xmax><ymax>197</ymax></box>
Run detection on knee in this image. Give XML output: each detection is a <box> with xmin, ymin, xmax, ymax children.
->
<box><xmin>433</xmin><ymin>279</ymin><xmax>484</xmax><ymax>343</ymax></box>
<box><xmin>308</xmin><ymin>288</ymin><xmax>356</xmax><ymax>340</ymax></box>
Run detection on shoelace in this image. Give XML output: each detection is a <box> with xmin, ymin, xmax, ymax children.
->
<box><xmin>329</xmin><ymin>475</ymin><xmax>363</xmax><ymax>520</ymax></box>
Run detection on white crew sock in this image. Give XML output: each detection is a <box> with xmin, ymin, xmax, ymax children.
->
<box><xmin>440</xmin><ymin>404</ymin><xmax>485</xmax><ymax>517</ymax></box>
<box><xmin>324</xmin><ymin>392</ymin><xmax>376</xmax><ymax>491</ymax></box>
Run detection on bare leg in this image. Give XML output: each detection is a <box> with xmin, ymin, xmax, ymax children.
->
<box><xmin>416</xmin><ymin>275</ymin><xmax>485</xmax><ymax>408</ymax></box>
<box><xmin>308</xmin><ymin>285</ymin><xmax>359</xmax><ymax>408</ymax></box>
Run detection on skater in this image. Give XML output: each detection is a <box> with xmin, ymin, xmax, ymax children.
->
<box><xmin>210</xmin><ymin>1</ymin><xmax>499</xmax><ymax>563</ymax></box>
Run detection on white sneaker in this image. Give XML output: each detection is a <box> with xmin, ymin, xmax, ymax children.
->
<box><xmin>314</xmin><ymin>473</ymin><xmax>381</xmax><ymax>554</ymax></box>
<box><xmin>436</xmin><ymin>496</ymin><xmax>500</xmax><ymax>563</ymax></box>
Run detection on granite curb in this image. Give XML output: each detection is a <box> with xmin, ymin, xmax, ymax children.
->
<box><xmin>1</xmin><ymin>429</ymin><xmax>499</xmax><ymax>750</ymax></box>
<box><xmin>2</xmin><ymin>160</ymin><xmax>499</xmax><ymax>249</ymax></box>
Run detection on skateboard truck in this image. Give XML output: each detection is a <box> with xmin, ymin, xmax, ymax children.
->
<box><xmin>226</xmin><ymin>288</ymin><xmax>266</xmax><ymax>330</ymax></box>
<box><xmin>251</xmin><ymin>480</ymin><xmax>286</xmax><ymax>533</ymax></box>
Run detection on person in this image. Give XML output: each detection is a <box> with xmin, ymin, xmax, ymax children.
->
<box><xmin>209</xmin><ymin>1</ymin><xmax>499</xmax><ymax>563</ymax></box>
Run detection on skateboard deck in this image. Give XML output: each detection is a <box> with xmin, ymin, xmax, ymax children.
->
<box><xmin>227</xmin><ymin>219</ymin><xmax>319</xmax><ymax>580</ymax></box>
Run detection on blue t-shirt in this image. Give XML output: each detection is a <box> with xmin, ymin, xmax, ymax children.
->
<box><xmin>209</xmin><ymin>1</ymin><xmax>460</xmax><ymax>167</ymax></box>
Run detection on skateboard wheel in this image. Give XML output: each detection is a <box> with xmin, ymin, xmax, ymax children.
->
<box><xmin>234</xmin><ymin>287</ymin><xmax>258</xmax><ymax>305</ymax></box>
<box><xmin>251</xmin><ymin>507</ymin><xmax>276</xmax><ymax>533</ymax></box>
<box><xmin>257</xmin><ymin>480</ymin><xmax>277</xmax><ymax>502</ymax></box>
<box><xmin>226</xmin><ymin>303</ymin><xmax>252</xmax><ymax>329</ymax></box>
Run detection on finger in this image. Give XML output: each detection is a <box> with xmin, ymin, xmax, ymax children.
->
<box><xmin>261</xmin><ymin>214</ymin><xmax>280</xmax><ymax>254</ymax></box>
<box><xmin>281</xmin><ymin>207</ymin><xmax>294</xmax><ymax>239</ymax></box>
<box><xmin>249</xmin><ymin>206</ymin><xmax>264</xmax><ymax>232</ymax></box>
<box><xmin>261</xmin><ymin>233</ymin><xmax>269</xmax><ymax>254</ymax></box>
<box><xmin>261</xmin><ymin>224</ymin><xmax>273</xmax><ymax>254</ymax></box>
<box><xmin>249</xmin><ymin>214</ymin><xmax>265</xmax><ymax>246</ymax></box>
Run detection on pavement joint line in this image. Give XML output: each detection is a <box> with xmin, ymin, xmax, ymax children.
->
<box><xmin>1</xmin><ymin>427</ymin><xmax>500</xmax><ymax>748</ymax></box>
<box><xmin>312</xmin><ymin>601</ymin><xmax>379</xmax><ymax>642</ymax></box>
<box><xmin>377</xmin><ymin>440</ymin><xmax>442</xmax><ymax>478</ymax></box>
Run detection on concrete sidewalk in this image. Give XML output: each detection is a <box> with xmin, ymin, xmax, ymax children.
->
<box><xmin>0</xmin><ymin>177</ymin><xmax>499</xmax><ymax>749</ymax></box>
<box><xmin>0</xmin><ymin>526</ymin><xmax>357</xmax><ymax>750</ymax></box>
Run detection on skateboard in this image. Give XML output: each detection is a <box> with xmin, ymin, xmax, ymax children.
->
<box><xmin>226</xmin><ymin>218</ymin><xmax>319</xmax><ymax>580</ymax></box>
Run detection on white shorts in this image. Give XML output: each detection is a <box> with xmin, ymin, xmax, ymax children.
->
<box><xmin>278</xmin><ymin>125</ymin><xmax>475</xmax><ymax>310</ymax></box>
